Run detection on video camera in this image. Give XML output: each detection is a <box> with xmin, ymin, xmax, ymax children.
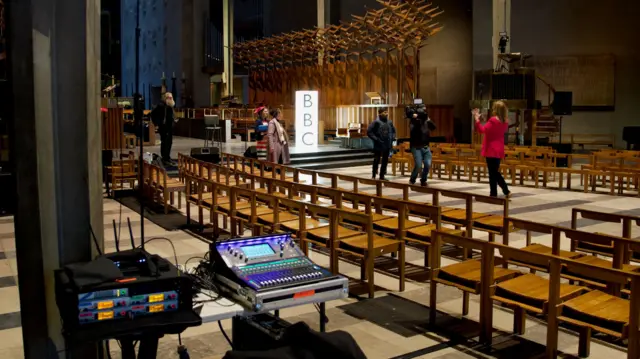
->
<box><xmin>405</xmin><ymin>103</ymin><xmax>428</xmax><ymax>120</ymax></box>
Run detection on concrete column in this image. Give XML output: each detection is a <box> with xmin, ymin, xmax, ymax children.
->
<box><xmin>473</xmin><ymin>0</ymin><xmax>511</xmax><ymax>71</ymax></box>
<box><xmin>223</xmin><ymin>0</ymin><xmax>234</xmax><ymax>97</ymax></box>
<box><xmin>317</xmin><ymin>0</ymin><xmax>325</xmax><ymax>65</ymax></box>
<box><xmin>492</xmin><ymin>0</ymin><xmax>511</xmax><ymax>69</ymax></box>
<box><xmin>9</xmin><ymin>0</ymin><xmax>103</xmax><ymax>357</ymax></box>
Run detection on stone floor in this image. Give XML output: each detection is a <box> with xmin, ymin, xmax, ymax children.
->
<box><xmin>1</xmin><ymin>142</ymin><xmax>639</xmax><ymax>358</ymax></box>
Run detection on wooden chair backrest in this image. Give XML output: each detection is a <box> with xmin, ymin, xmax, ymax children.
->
<box><xmin>572</xmin><ymin>208</ymin><xmax>639</xmax><ymax>238</ymax></box>
<box><xmin>430</xmin><ymin>230</ymin><xmax>492</xmax><ymax>272</ymax></box>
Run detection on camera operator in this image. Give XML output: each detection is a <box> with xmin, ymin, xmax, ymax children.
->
<box><xmin>406</xmin><ymin>104</ymin><xmax>436</xmax><ymax>186</ymax></box>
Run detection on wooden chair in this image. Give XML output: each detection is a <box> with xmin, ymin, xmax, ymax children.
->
<box><xmin>333</xmin><ymin>205</ymin><xmax>406</xmax><ymax>298</ymax></box>
<box><xmin>390</xmin><ymin>142</ymin><xmax>413</xmax><ymax>176</ymax></box>
<box><xmin>491</xmin><ymin>244</ymin><xmax>587</xmax><ymax>338</ymax></box>
<box><xmin>108</xmin><ymin>158</ymin><xmax>137</xmax><ymax>197</ymax></box>
<box><xmin>571</xmin><ymin>208</ymin><xmax>640</xmax><ymax>260</ymax></box>
<box><xmin>149</xmin><ymin>163</ymin><xmax>185</xmax><ymax>214</ymax></box>
<box><xmin>556</xmin><ymin>253</ymin><xmax>640</xmax><ymax>358</ymax></box>
<box><xmin>429</xmin><ymin>230</ymin><xmax>520</xmax><ymax>336</ymax></box>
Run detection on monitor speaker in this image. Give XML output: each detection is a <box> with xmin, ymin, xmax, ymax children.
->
<box><xmin>553</xmin><ymin>91</ymin><xmax>573</xmax><ymax>116</ymax></box>
<box><xmin>190</xmin><ymin>147</ymin><xmax>220</xmax><ymax>163</ymax></box>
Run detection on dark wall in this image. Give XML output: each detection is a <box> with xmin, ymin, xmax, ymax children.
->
<box><xmin>263</xmin><ymin>0</ymin><xmax>316</xmax><ymax>36</ymax></box>
<box><xmin>510</xmin><ymin>0</ymin><xmax>640</xmax><ymax>147</ymax></box>
<box><xmin>419</xmin><ymin>0</ymin><xmax>473</xmax><ymax>132</ymax></box>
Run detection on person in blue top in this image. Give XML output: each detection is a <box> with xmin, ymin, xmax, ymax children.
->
<box><xmin>367</xmin><ymin>108</ymin><xmax>396</xmax><ymax>180</ymax></box>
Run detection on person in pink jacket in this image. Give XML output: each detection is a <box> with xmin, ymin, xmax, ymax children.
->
<box><xmin>473</xmin><ymin>101</ymin><xmax>511</xmax><ymax>198</ymax></box>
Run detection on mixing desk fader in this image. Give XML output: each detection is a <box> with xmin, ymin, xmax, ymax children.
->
<box><xmin>209</xmin><ymin>234</ymin><xmax>348</xmax><ymax>311</ymax></box>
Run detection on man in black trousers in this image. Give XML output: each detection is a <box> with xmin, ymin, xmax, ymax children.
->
<box><xmin>150</xmin><ymin>92</ymin><xmax>177</xmax><ymax>165</ymax></box>
<box><xmin>367</xmin><ymin>108</ymin><xmax>396</xmax><ymax>180</ymax></box>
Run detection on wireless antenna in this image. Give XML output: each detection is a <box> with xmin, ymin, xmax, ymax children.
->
<box><xmin>112</xmin><ymin>219</ymin><xmax>120</xmax><ymax>252</ymax></box>
<box><xmin>89</xmin><ymin>226</ymin><xmax>103</xmax><ymax>256</ymax></box>
<box><xmin>127</xmin><ymin>217</ymin><xmax>136</xmax><ymax>249</ymax></box>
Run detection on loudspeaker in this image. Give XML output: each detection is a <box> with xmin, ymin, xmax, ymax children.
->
<box><xmin>190</xmin><ymin>147</ymin><xmax>220</xmax><ymax>163</ymax></box>
<box><xmin>551</xmin><ymin>143</ymin><xmax>572</xmax><ymax>168</ymax></box>
<box><xmin>553</xmin><ymin>91</ymin><xmax>573</xmax><ymax>116</ymax></box>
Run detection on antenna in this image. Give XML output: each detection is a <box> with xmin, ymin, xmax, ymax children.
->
<box><xmin>89</xmin><ymin>226</ymin><xmax>103</xmax><ymax>256</ymax></box>
<box><xmin>112</xmin><ymin>219</ymin><xmax>120</xmax><ymax>252</ymax></box>
<box><xmin>127</xmin><ymin>217</ymin><xmax>136</xmax><ymax>249</ymax></box>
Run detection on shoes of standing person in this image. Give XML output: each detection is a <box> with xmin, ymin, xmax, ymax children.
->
<box><xmin>380</xmin><ymin>176</ymin><xmax>388</xmax><ymax>181</ymax></box>
<box><xmin>504</xmin><ymin>191</ymin><xmax>512</xmax><ymax>199</ymax></box>
<box><xmin>420</xmin><ymin>182</ymin><xmax>428</xmax><ymax>187</ymax></box>
<box><xmin>409</xmin><ymin>180</ymin><xmax>416</xmax><ymax>185</ymax></box>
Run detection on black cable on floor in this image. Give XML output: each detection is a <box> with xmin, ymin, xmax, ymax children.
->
<box><xmin>218</xmin><ymin>320</ymin><xmax>233</xmax><ymax>349</ymax></box>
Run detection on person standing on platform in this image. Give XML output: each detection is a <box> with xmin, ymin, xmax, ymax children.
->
<box><xmin>267</xmin><ymin>108</ymin><xmax>291</xmax><ymax>165</ymax></box>
<box><xmin>150</xmin><ymin>92</ymin><xmax>177</xmax><ymax>165</ymax></box>
<box><xmin>407</xmin><ymin>105</ymin><xmax>436</xmax><ymax>186</ymax></box>
<box><xmin>254</xmin><ymin>106</ymin><xmax>269</xmax><ymax>160</ymax></box>
<box><xmin>367</xmin><ymin>108</ymin><xmax>396</xmax><ymax>180</ymax></box>
<box><xmin>473</xmin><ymin>101</ymin><xmax>511</xmax><ymax>198</ymax></box>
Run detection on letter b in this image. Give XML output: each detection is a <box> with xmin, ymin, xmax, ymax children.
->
<box><xmin>304</xmin><ymin>94</ymin><xmax>312</xmax><ymax>108</ymax></box>
<box><xmin>304</xmin><ymin>113</ymin><xmax>312</xmax><ymax>126</ymax></box>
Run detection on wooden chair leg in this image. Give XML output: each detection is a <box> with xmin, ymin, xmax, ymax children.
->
<box><xmin>398</xmin><ymin>243</ymin><xmax>405</xmax><ymax>292</ymax></box>
<box><xmin>367</xmin><ymin>252</ymin><xmax>375</xmax><ymax>299</ymax></box>
<box><xmin>178</xmin><ymin>193</ymin><xmax>182</xmax><ymax>209</ymax></box>
<box><xmin>164</xmin><ymin>190</ymin><xmax>169</xmax><ymax>214</ymax></box>
<box><xmin>429</xmin><ymin>280</ymin><xmax>437</xmax><ymax>324</ymax></box>
<box><xmin>360</xmin><ymin>257</ymin><xmax>367</xmax><ymax>280</ymax></box>
<box><xmin>462</xmin><ymin>291</ymin><xmax>470</xmax><ymax>316</ymax></box>
<box><xmin>513</xmin><ymin>307</ymin><xmax>526</xmax><ymax>335</ymax></box>
<box><xmin>578</xmin><ymin>326</ymin><xmax>591</xmax><ymax>358</ymax></box>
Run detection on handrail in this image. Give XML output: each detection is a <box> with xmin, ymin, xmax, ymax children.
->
<box><xmin>536</xmin><ymin>74</ymin><xmax>556</xmax><ymax>107</ymax></box>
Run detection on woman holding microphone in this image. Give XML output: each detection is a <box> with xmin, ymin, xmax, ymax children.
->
<box><xmin>473</xmin><ymin>101</ymin><xmax>511</xmax><ymax>198</ymax></box>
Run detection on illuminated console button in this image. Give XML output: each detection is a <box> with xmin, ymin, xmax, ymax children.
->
<box><xmin>170</xmin><ymin>304</ymin><xmax>176</xmax><ymax>309</ymax></box>
<box><xmin>120</xmin><ymin>311</ymin><xmax>126</xmax><ymax>316</ymax></box>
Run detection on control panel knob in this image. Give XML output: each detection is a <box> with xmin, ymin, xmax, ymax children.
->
<box><xmin>239</xmin><ymin>254</ymin><xmax>243</xmax><ymax>260</ymax></box>
<box><xmin>290</xmin><ymin>241</ymin><xmax>295</xmax><ymax>247</ymax></box>
<box><xmin>245</xmin><ymin>258</ymin><xmax>249</xmax><ymax>263</ymax></box>
<box><xmin>234</xmin><ymin>252</ymin><xmax>238</xmax><ymax>257</ymax></box>
<box><xmin>280</xmin><ymin>252</ymin><xmax>284</xmax><ymax>257</ymax></box>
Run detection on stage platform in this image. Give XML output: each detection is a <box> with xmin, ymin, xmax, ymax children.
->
<box><xmin>136</xmin><ymin>136</ymin><xmax>373</xmax><ymax>170</ymax></box>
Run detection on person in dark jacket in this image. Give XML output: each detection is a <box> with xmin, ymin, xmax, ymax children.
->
<box><xmin>150</xmin><ymin>92</ymin><xmax>177</xmax><ymax>164</ymax></box>
<box><xmin>407</xmin><ymin>105</ymin><xmax>436</xmax><ymax>186</ymax></box>
<box><xmin>367</xmin><ymin>108</ymin><xmax>396</xmax><ymax>180</ymax></box>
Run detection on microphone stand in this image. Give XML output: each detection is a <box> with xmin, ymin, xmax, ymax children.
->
<box><xmin>134</xmin><ymin>0</ymin><xmax>144</xmax><ymax>249</ymax></box>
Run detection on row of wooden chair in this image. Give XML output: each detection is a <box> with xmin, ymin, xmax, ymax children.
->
<box><xmin>189</xmin><ymin>153</ymin><xmax>515</xmax><ymax>241</ymax></box>
<box><xmin>428</xmin><ymin>147</ymin><xmax>640</xmax><ymax>196</ymax></box>
<box><xmin>142</xmin><ymin>162</ymin><xmax>185</xmax><ymax>214</ymax></box>
<box><xmin>431</xmin><ymin>226</ymin><xmax>640</xmax><ymax>358</ymax></box>
<box><xmin>180</xmin><ymin>153</ymin><xmax>640</xmax><ymax>356</ymax></box>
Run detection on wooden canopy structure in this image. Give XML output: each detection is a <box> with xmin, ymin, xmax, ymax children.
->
<box><xmin>233</xmin><ymin>0</ymin><xmax>443</xmax><ymax>107</ymax></box>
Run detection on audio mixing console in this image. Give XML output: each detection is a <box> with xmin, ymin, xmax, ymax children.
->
<box><xmin>209</xmin><ymin>234</ymin><xmax>348</xmax><ymax>312</ymax></box>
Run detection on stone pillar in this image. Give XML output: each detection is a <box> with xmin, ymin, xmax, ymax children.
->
<box><xmin>492</xmin><ymin>0</ymin><xmax>511</xmax><ymax>69</ymax></box>
<box><xmin>472</xmin><ymin>0</ymin><xmax>511</xmax><ymax>71</ymax></box>
<box><xmin>317</xmin><ymin>0</ymin><xmax>325</xmax><ymax>65</ymax></box>
<box><xmin>223</xmin><ymin>0</ymin><xmax>234</xmax><ymax>97</ymax></box>
<box><xmin>8</xmin><ymin>0</ymin><xmax>103</xmax><ymax>357</ymax></box>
